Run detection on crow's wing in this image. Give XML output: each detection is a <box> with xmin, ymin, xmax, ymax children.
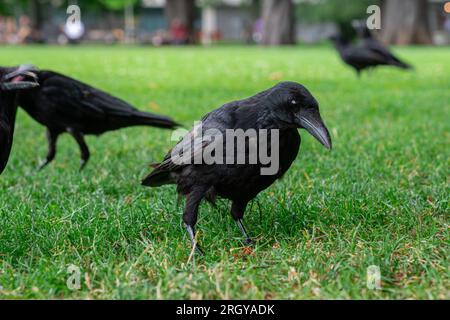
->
<box><xmin>364</xmin><ymin>39</ymin><xmax>400</xmax><ymax>62</ymax></box>
<box><xmin>141</xmin><ymin>101</ymin><xmax>244</xmax><ymax>187</ymax></box>
<box><xmin>38</xmin><ymin>71</ymin><xmax>141</xmax><ymax>122</ymax></box>
<box><xmin>141</xmin><ymin>118</ymin><xmax>221</xmax><ymax>186</ymax></box>
<box><xmin>345</xmin><ymin>47</ymin><xmax>389</xmax><ymax>66</ymax></box>
<box><xmin>156</xmin><ymin>108</ymin><xmax>230</xmax><ymax>166</ymax></box>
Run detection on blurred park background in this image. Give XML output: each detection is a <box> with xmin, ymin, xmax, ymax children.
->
<box><xmin>0</xmin><ymin>0</ymin><xmax>449</xmax><ymax>47</ymax></box>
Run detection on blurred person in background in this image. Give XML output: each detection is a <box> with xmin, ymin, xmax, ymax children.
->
<box><xmin>62</xmin><ymin>15</ymin><xmax>85</xmax><ymax>44</ymax></box>
<box><xmin>5</xmin><ymin>17</ymin><xmax>18</xmax><ymax>44</ymax></box>
<box><xmin>445</xmin><ymin>16</ymin><xmax>450</xmax><ymax>33</ymax></box>
<box><xmin>152</xmin><ymin>29</ymin><xmax>169</xmax><ymax>46</ymax></box>
<box><xmin>170</xmin><ymin>18</ymin><xmax>188</xmax><ymax>45</ymax></box>
<box><xmin>0</xmin><ymin>16</ymin><xmax>31</xmax><ymax>44</ymax></box>
<box><xmin>0</xmin><ymin>16</ymin><xmax>5</xmax><ymax>43</ymax></box>
<box><xmin>17</xmin><ymin>15</ymin><xmax>32</xmax><ymax>43</ymax></box>
<box><xmin>253</xmin><ymin>18</ymin><xmax>263</xmax><ymax>44</ymax></box>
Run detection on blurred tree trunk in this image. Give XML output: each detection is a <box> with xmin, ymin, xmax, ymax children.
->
<box><xmin>165</xmin><ymin>0</ymin><xmax>196</xmax><ymax>43</ymax></box>
<box><xmin>381</xmin><ymin>0</ymin><xmax>432</xmax><ymax>45</ymax></box>
<box><xmin>261</xmin><ymin>0</ymin><xmax>295</xmax><ymax>45</ymax></box>
<box><xmin>29</xmin><ymin>0</ymin><xmax>45</xmax><ymax>42</ymax></box>
<box><xmin>124</xmin><ymin>3</ymin><xmax>135</xmax><ymax>43</ymax></box>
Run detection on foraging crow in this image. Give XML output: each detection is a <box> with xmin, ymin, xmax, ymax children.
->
<box><xmin>16</xmin><ymin>70</ymin><xmax>179</xmax><ymax>170</ymax></box>
<box><xmin>353</xmin><ymin>22</ymin><xmax>412</xmax><ymax>70</ymax></box>
<box><xmin>330</xmin><ymin>34</ymin><xmax>411</xmax><ymax>76</ymax></box>
<box><xmin>0</xmin><ymin>65</ymin><xmax>39</xmax><ymax>174</ymax></box>
<box><xmin>142</xmin><ymin>82</ymin><xmax>332</xmax><ymax>253</ymax></box>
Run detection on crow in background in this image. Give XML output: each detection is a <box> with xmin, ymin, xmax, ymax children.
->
<box><xmin>142</xmin><ymin>82</ymin><xmax>332</xmax><ymax>254</ymax></box>
<box><xmin>0</xmin><ymin>65</ymin><xmax>39</xmax><ymax>174</ymax></box>
<box><xmin>16</xmin><ymin>70</ymin><xmax>180</xmax><ymax>170</ymax></box>
<box><xmin>330</xmin><ymin>34</ymin><xmax>411</xmax><ymax>76</ymax></box>
<box><xmin>353</xmin><ymin>21</ymin><xmax>412</xmax><ymax>70</ymax></box>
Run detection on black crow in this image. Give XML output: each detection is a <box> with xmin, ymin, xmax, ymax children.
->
<box><xmin>142</xmin><ymin>82</ymin><xmax>332</xmax><ymax>253</ymax></box>
<box><xmin>330</xmin><ymin>34</ymin><xmax>411</xmax><ymax>76</ymax></box>
<box><xmin>16</xmin><ymin>70</ymin><xmax>180</xmax><ymax>170</ymax></box>
<box><xmin>353</xmin><ymin>22</ymin><xmax>412</xmax><ymax>70</ymax></box>
<box><xmin>0</xmin><ymin>65</ymin><xmax>39</xmax><ymax>174</ymax></box>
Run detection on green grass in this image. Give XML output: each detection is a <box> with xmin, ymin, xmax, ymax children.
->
<box><xmin>0</xmin><ymin>45</ymin><xmax>448</xmax><ymax>299</ymax></box>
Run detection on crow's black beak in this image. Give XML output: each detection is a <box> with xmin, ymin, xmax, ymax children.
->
<box><xmin>1</xmin><ymin>64</ymin><xmax>39</xmax><ymax>91</ymax></box>
<box><xmin>297</xmin><ymin>110</ymin><xmax>332</xmax><ymax>150</ymax></box>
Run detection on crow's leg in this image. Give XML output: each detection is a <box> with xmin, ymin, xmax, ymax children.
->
<box><xmin>68</xmin><ymin>128</ymin><xmax>90</xmax><ymax>171</ymax></box>
<box><xmin>231</xmin><ymin>200</ymin><xmax>252</xmax><ymax>245</ymax></box>
<box><xmin>184</xmin><ymin>224</ymin><xmax>204</xmax><ymax>256</ymax></box>
<box><xmin>183</xmin><ymin>186</ymin><xmax>208</xmax><ymax>255</ymax></box>
<box><xmin>38</xmin><ymin>128</ymin><xmax>60</xmax><ymax>171</ymax></box>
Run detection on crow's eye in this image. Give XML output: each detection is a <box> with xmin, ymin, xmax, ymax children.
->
<box><xmin>290</xmin><ymin>99</ymin><xmax>298</xmax><ymax>105</ymax></box>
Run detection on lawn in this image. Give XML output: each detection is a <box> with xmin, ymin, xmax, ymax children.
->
<box><xmin>0</xmin><ymin>45</ymin><xmax>448</xmax><ymax>299</ymax></box>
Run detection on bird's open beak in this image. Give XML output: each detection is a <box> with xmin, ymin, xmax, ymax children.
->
<box><xmin>297</xmin><ymin>110</ymin><xmax>332</xmax><ymax>150</ymax></box>
<box><xmin>1</xmin><ymin>64</ymin><xmax>39</xmax><ymax>91</ymax></box>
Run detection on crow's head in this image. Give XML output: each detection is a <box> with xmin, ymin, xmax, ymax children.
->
<box><xmin>0</xmin><ymin>65</ymin><xmax>39</xmax><ymax>174</ymax></box>
<box><xmin>352</xmin><ymin>20</ymin><xmax>372</xmax><ymax>39</ymax></box>
<box><xmin>266</xmin><ymin>81</ymin><xmax>332</xmax><ymax>150</ymax></box>
<box><xmin>0</xmin><ymin>64</ymin><xmax>39</xmax><ymax>91</ymax></box>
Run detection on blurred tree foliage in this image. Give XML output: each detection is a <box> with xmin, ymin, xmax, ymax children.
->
<box><xmin>296</xmin><ymin>0</ymin><xmax>381</xmax><ymax>38</ymax></box>
<box><xmin>0</xmin><ymin>0</ymin><xmax>28</xmax><ymax>16</ymax></box>
<box><xmin>198</xmin><ymin>0</ymin><xmax>253</xmax><ymax>6</ymax></box>
<box><xmin>0</xmin><ymin>0</ymin><xmax>141</xmax><ymax>16</ymax></box>
<box><xmin>98</xmin><ymin>0</ymin><xmax>139</xmax><ymax>11</ymax></box>
<box><xmin>296</xmin><ymin>0</ymin><xmax>381</xmax><ymax>22</ymax></box>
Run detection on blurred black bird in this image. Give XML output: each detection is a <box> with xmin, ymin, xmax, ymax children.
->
<box><xmin>353</xmin><ymin>21</ymin><xmax>412</xmax><ymax>70</ymax></box>
<box><xmin>16</xmin><ymin>70</ymin><xmax>180</xmax><ymax>170</ymax></box>
<box><xmin>142</xmin><ymin>82</ymin><xmax>332</xmax><ymax>254</ymax></box>
<box><xmin>0</xmin><ymin>65</ymin><xmax>39</xmax><ymax>174</ymax></box>
<box><xmin>330</xmin><ymin>33</ymin><xmax>411</xmax><ymax>76</ymax></box>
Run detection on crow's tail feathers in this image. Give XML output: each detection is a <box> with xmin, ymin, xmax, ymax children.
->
<box><xmin>131</xmin><ymin>111</ymin><xmax>180</xmax><ymax>129</ymax></box>
<box><xmin>142</xmin><ymin>167</ymin><xmax>173</xmax><ymax>187</ymax></box>
<box><xmin>391</xmin><ymin>59</ymin><xmax>413</xmax><ymax>70</ymax></box>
